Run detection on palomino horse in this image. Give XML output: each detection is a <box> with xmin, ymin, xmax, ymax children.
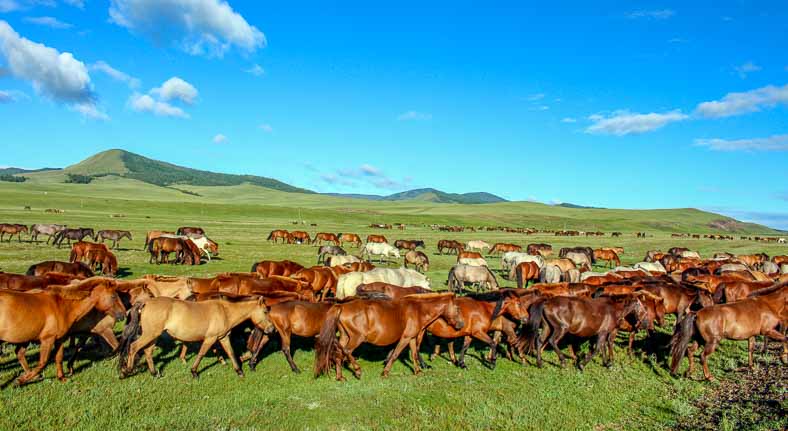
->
<box><xmin>466</xmin><ymin>240</ymin><xmax>491</xmax><ymax>253</ymax></box>
<box><xmin>26</xmin><ymin>260</ymin><xmax>94</xmax><ymax>278</ymax></box>
<box><xmin>30</xmin><ymin>224</ymin><xmax>65</xmax><ymax>244</ymax></box>
<box><xmin>336</xmin><ymin>268</ymin><xmax>430</xmax><ymax>299</ymax></box>
<box><xmin>404</xmin><ymin>250</ymin><xmax>430</xmax><ymax>273</ymax></box>
<box><xmin>288</xmin><ymin>231</ymin><xmax>311</xmax><ymax>244</ymax></box>
<box><xmin>314</xmin><ymin>293</ymin><xmax>465</xmax><ymax>380</ymax></box>
<box><xmin>0</xmin><ymin>223</ymin><xmax>28</xmax><ymax>242</ymax></box>
<box><xmin>670</xmin><ymin>283</ymin><xmax>788</xmax><ymax>380</ymax></box>
<box><xmin>118</xmin><ymin>297</ymin><xmax>275</xmax><ymax>378</ymax></box>
<box><xmin>53</xmin><ymin>228</ymin><xmax>95</xmax><ymax>248</ymax></box>
<box><xmin>338</xmin><ymin>233</ymin><xmax>362</xmax><ymax>247</ymax></box>
<box><xmin>593</xmin><ymin>249</ymin><xmax>621</xmax><ymax>268</ymax></box>
<box><xmin>437</xmin><ymin>240</ymin><xmax>464</xmax><ymax>255</ymax></box>
<box><xmin>0</xmin><ymin>279</ymin><xmax>124</xmax><ymax>385</ymax></box>
<box><xmin>251</xmin><ymin>260</ymin><xmax>304</xmax><ymax>277</ymax></box>
<box><xmin>266</xmin><ymin>229</ymin><xmax>290</xmax><ymax>244</ymax></box>
<box><xmin>313</xmin><ymin>232</ymin><xmax>340</xmax><ymax>246</ymax></box>
<box><xmin>96</xmin><ymin>230</ymin><xmax>133</xmax><ymax>249</ymax></box>
<box><xmin>447</xmin><ymin>264</ymin><xmax>499</xmax><ymax>292</ymax></box>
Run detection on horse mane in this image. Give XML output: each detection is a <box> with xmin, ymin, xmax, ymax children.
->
<box><xmin>45</xmin><ymin>285</ymin><xmax>93</xmax><ymax>300</ymax></box>
<box><xmin>356</xmin><ymin>292</ymin><xmax>393</xmax><ymax>301</ymax></box>
<box><xmin>465</xmin><ymin>291</ymin><xmax>506</xmax><ymax>302</ymax></box>
<box><xmin>402</xmin><ymin>292</ymin><xmax>454</xmax><ymax>300</ymax></box>
<box><xmin>143</xmin><ymin>274</ymin><xmax>185</xmax><ymax>282</ymax></box>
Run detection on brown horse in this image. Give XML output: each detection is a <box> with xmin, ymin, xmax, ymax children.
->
<box><xmin>713</xmin><ymin>280</ymin><xmax>774</xmax><ymax>303</ymax></box>
<box><xmin>330</xmin><ymin>261</ymin><xmax>376</xmax><ymax>277</ymax></box>
<box><xmin>26</xmin><ymin>261</ymin><xmax>94</xmax><ymax>278</ymax></box>
<box><xmin>251</xmin><ymin>260</ymin><xmax>305</xmax><ymax>277</ymax></box>
<box><xmin>527</xmin><ymin>243</ymin><xmax>553</xmax><ymax>257</ymax></box>
<box><xmin>211</xmin><ymin>273</ymin><xmax>311</xmax><ymax>298</ymax></box>
<box><xmin>88</xmin><ymin>249</ymin><xmax>119</xmax><ymax>277</ymax></box>
<box><xmin>437</xmin><ymin>239</ymin><xmax>465</xmax><ymax>255</ymax></box>
<box><xmin>290</xmin><ymin>267</ymin><xmax>338</xmax><ymax>300</ymax></box>
<box><xmin>670</xmin><ymin>283</ymin><xmax>788</xmax><ymax>381</ymax></box>
<box><xmin>0</xmin><ymin>223</ymin><xmax>28</xmax><ymax>242</ymax></box>
<box><xmin>118</xmin><ymin>297</ymin><xmax>275</xmax><ymax>379</ymax></box>
<box><xmin>313</xmin><ymin>232</ymin><xmax>340</xmax><ymax>246</ymax></box>
<box><xmin>176</xmin><ymin>226</ymin><xmax>205</xmax><ymax>237</ymax></box>
<box><xmin>0</xmin><ymin>272</ymin><xmax>82</xmax><ymax>291</ymax></box>
<box><xmin>69</xmin><ymin>241</ymin><xmax>109</xmax><ymax>263</ymax></box>
<box><xmin>148</xmin><ymin>237</ymin><xmax>192</xmax><ymax>264</ymax></box>
<box><xmin>593</xmin><ymin>249</ymin><xmax>621</xmax><ymax>268</ymax></box>
<box><xmin>394</xmin><ymin>240</ymin><xmax>425</xmax><ymax>251</ymax></box>
<box><xmin>489</xmin><ymin>243</ymin><xmax>522</xmax><ymax>255</ymax></box>
<box><xmin>403</xmin><ymin>250</ymin><xmax>430</xmax><ymax>273</ymax></box>
<box><xmin>288</xmin><ymin>231</ymin><xmax>311</xmax><ymax>244</ymax></box>
<box><xmin>314</xmin><ymin>293</ymin><xmax>465</xmax><ymax>380</ymax></box>
<box><xmin>143</xmin><ymin>230</ymin><xmax>174</xmax><ymax>250</ymax></box>
<box><xmin>513</xmin><ymin>261</ymin><xmax>540</xmax><ymax>288</ymax></box>
<box><xmin>339</xmin><ymin>233</ymin><xmax>362</xmax><ymax>247</ymax></box>
<box><xmin>267</xmin><ymin>229</ymin><xmax>290</xmax><ymax>244</ymax></box>
<box><xmin>356</xmin><ymin>283</ymin><xmax>432</xmax><ymax>300</ymax></box>
<box><xmin>0</xmin><ymin>279</ymin><xmax>124</xmax><ymax>385</ymax></box>
<box><xmin>458</xmin><ymin>251</ymin><xmax>483</xmax><ymax>261</ymax></box>
<box><xmin>366</xmin><ymin>234</ymin><xmax>387</xmax><ymax>244</ymax></box>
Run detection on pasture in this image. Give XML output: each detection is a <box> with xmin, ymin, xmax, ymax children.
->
<box><xmin>0</xmin><ymin>179</ymin><xmax>785</xmax><ymax>430</ymax></box>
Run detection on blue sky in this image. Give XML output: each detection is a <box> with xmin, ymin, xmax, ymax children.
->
<box><xmin>1</xmin><ymin>1</ymin><xmax>787</xmax><ymax>228</ymax></box>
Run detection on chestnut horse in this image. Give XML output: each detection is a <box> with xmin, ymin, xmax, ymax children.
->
<box><xmin>70</xmin><ymin>241</ymin><xmax>109</xmax><ymax>263</ymax></box>
<box><xmin>267</xmin><ymin>229</ymin><xmax>290</xmax><ymax>244</ymax></box>
<box><xmin>26</xmin><ymin>261</ymin><xmax>94</xmax><ymax>278</ymax></box>
<box><xmin>670</xmin><ymin>283</ymin><xmax>788</xmax><ymax>381</ymax></box>
<box><xmin>314</xmin><ymin>293</ymin><xmax>465</xmax><ymax>380</ymax></box>
<box><xmin>366</xmin><ymin>234</ymin><xmax>387</xmax><ymax>244</ymax></box>
<box><xmin>593</xmin><ymin>249</ymin><xmax>621</xmax><ymax>268</ymax></box>
<box><xmin>88</xmin><ymin>249</ymin><xmax>118</xmax><ymax>277</ymax></box>
<box><xmin>437</xmin><ymin>239</ymin><xmax>465</xmax><ymax>255</ymax></box>
<box><xmin>313</xmin><ymin>232</ymin><xmax>340</xmax><ymax>246</ymax></box>
<box><xmin>290</xmin><ymin>266</ymin><xmax>337</xmax><ymax>300</ymax></box>
<box><xmin>513</xmin><ymin>261</ymin><xmax>540</xmax><ymax>288</ymax></box>
<box><xmin>143</xmin><ymin>230</ymin><xmax>174</xmax><ymax>250</ymax></box>
<box><xmin>176</xmin><ymin>226</ymin><xmax>205</xmax><ymax>237</ymax></box>
<box><xmin>0</xmin><ymin>279</ymin><xmax>124</xmax><ymax>385</ymax></box>
<box><xmin>338</xmin><ymin>233</ymin><xmax>362</xmax><ymax>247</ymax></box>
<box><xmin>250</xmin><ymin>260</ymin><xmax>305</xmax><ymax>277</ymax></box>
<box><xmin>489</xmin><ymin>243</ymin><xmax>522</xmax><ymax>255</ymax></box>
<box><xmin>394</xmin><ymin>240</ymin><xmax>425</xmax><ymax>251</ymax></box>
<box><xmin>0</xmin><ymin>272</ymin><xmax>82</xmax><ymax>291</ymax></box>
<box><xmin>288</xmin><ymin>231</ymin><xmax>311</xmax><ymax>244</ymax></box>
<box><xmin>0</xmin><ymin>223</ymin><xmax>28</xmax><ymax>242</ymax></box>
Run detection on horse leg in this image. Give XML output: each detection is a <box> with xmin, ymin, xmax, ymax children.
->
<box><xmin>218</xmin><ymin>337</ymin><xmax>243</xmax><ymax>377</ymax></box>
<box><xmin>54</xmin><ymin>341</ymin><xmax>68</xmax><ymax>382</ymax></box>
<box><xmin>179</xmin><ymin>344</ymin><xmax>188</xmax><ymax>363</ymax></box>
<box><xmin>280</xmin><ymin>332</ymin><xmax>300</xmax><ymax>373</ymax></box>
<box><xmin>66</xmin><ymin>335</ymin><xmax>87</xmax><ymax>375</ymax></box>
<box><xmin>475</xmin><ymin>332</ymin><xmax>498</xmax><ymax>368</ymax></box>
<box><xmin>15</xmin><ymin>345</ymin><xmax>30</xmax><ymax>373</ymax></box>
<box><xmin>382</xmin><ymin>337</ymin><xmax>413</xmax><ymax>377</ymax></box>
<box><xmin>747</xmin><ymin>336</ymin><xmax>755</xmax><ymax>369</ymax></box>
<box><xmin>457</xmin><ymin>336</ymin><xmax>472</xmax><ymax>369</ymax></box>
<box><xmin>142</xmin><ymin>344</ymin><xmax>159</xmax><ymax>377</ymax></box>
<box><xmin>16</xmin><ymin>337</ymin><xmax>56</xmax><ymax>385</ymax></box>
<box><xmin>606</xmin><ymin>330</ymin><xmax>617</xmax><ymax>365</ymax></box>
<box><xmin>408</xmin><ymin>339</ymin><xmax>422</xmax><ymax>375</ymax></box>
<box><xmin>248</xmin><ymin>333</ymin><xmax>270</xmax><ymax>371</ymax></box>
<box><xmin>700</xmin><ymin>338</ymin><xmax>720</xmax><ymax>381</ymax></box>
<box><xmin>579</xmin><ymin>334</ymin><xmax>606</xmax><ymax>370</ymax></box>
<box><xmin>547</xmin><ymin>326</ymin><xmax>568</xmax><ymax>368</ymax></box>
<box><xmin>763</xmin><ymin>328</ymin><xmax>787</xmax><ymax>363</ymax></box>
<box><xmin>190</xmin><ymin>337</ymin><xmax>218</xmax><ymax>378</ymax></box>
<box><xmin>628</xmin><ymin>331</ymin><xmax>635</xmax><ymax>356</ymax></box>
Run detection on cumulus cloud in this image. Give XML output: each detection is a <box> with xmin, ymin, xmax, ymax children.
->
<box><xmin>0</xmin><ymin>89</ymin><xmax>27</xmax><ymax>103</ymax></box>
<box><xmin>560</xmin><ymin>117</ymin><xmax>577</xmax><ymax>123</ymax></box>
<box><xmin>128</xmin><ymin>93</ymin><xmax>188</xmax><ymax>118</ymax></box>
<box><xmin>734</xmin><ymin>61</ymin><xmax>761</xmax><ymax>79</ymax></box>
<box><xmin>24</xmin><ymin>16</ymin><xmax>73</xmax><ymax>29</ymax></box>
<box><xmin>151</xmin><ymin>76</ymin><xmax>197</xmax><ymax>104</ymax></box>
<box><xmin>259</xmin><ymin>123</ymin><xmax>273</xmax><ymax>133</ymax></box>
<box><xmin>627</xmin><ymin>9</ymin><xmax>675</xmax><ymax>19</ymax></box>
<box><xmin>694</xmin><ymin>134</ymin><xmax>788</xmax><ymax>152</ymax></box>
<box><xmin>72</xmin><ymin>102</ymin><xmax>110</xmax><ymax>121</ymax></box>
<box><xmin>695</xmin><ymin>84</ymin><xmax>788</xmax><ymax>118</ymax></box>
<box><xmin>585</xmin><ymin>110</ymin><xmax>688</xmax><ymax>135</ymax></box>
<box><xmin>91</xmin><ymin>61</ymin><xmax>140</xmax><ymax>88</ymax></box>
<box><xmin>212</xmin><ymin>133</ymin><xmax>227</xmax><ymax>144</ymax></box>
<box><xmin>318</xmin><ymin>164</ymin><xmax>409</xmax><ymax>191</ymax></box>
<box><xmin>109</xmin><ymin>0</ymin><xmax>265</xmax><ymax>57</ymax></box>
<box><xmin>397</xmin><ymin>111</ymin><xmax>432</xmax><ymax>121</ymax></box>
<box><xmin>0</xmin><ymin>20</ymin><xmax>107</xmax><ymax>119</ymax></box>
<box><xmin>245</xmin><ymin>64</ymin><xmax>264</xmax><ymax>76</ymax></box>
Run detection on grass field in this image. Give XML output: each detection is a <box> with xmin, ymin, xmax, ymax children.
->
<box><xmin>0</xmin><ymin>179</ymin><xmax>785</xmax><ymax>430</ymax></box>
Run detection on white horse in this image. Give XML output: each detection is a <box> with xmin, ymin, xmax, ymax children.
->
<box><xmin>501</xmin><ymin>251</ymin><xmax>542</xmax><ymax>271</ymax></box>
<box><xmin>633</xmin><ymin>261</ymin><xmax>667</xmax><ymax>273</ymax></box>
<box><xmin>679</xmin><ymin>250</ymin><xmax>701</xmax><ymax>259</ymax></box>
<box><xmin>539</xmin><ymin>265</ymin><xmax>562</xmax><ymax>283</ymax></box>
<box><xmin>335</xmin><ymin>268</ymin><xmax>429</xmax><ymax>299</ymax></box>
<box><xmin>361</xmin><ymin>242</ymin><xmax>401</xmax><ymax>263</ymax></box>
<box><xmin>466</xmin><ymin>240</ymin><xmax>491</xmax><ymax>253</ymax></box>
<box><xmin>458</xmin><ymin>257</ymin><xmax>488</xmax><ymax>267</ymax></box>
<box><xmin>327</xmin><ymin>255</ymin><xmax>362</xmax><ymax>267</ymax></box>
<box><xmin>161</xmin><ymin>234</ymin><xmax>217</xmax><ymax>261</ymax></box>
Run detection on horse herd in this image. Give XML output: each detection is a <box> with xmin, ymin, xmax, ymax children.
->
<box><xmin>0</xmin><ymin>224</ymin><xmax>785</xmax><ymax>389</ymax></box>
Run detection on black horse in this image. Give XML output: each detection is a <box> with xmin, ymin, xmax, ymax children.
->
<box><xmin>53</xmin><ymin>228</ymin><xmax>95</xmax><ymax>248</ymax></box>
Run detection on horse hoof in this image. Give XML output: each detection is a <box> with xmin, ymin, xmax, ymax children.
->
<box><xmin>191</xmin><ymin>371</ymin><xmax>199</xmax><ymax>379</ymax></box>
<box><xmin>236</xmin><ymin>370</ymin><xmax>245</xmax><ymax>378</ymax></box>
<box><xmin>292</xmin><ymin>367</ymin><xmax>302</xmax><ymax>374</ymax></box>
<box><xmin>58</xmin><ymin>376</ymin><xmax>69</xmax><ymax>383</ymax></box>
<box><xmin>249</xmin><ymin>363</ymin><xmax>257</xmax><ymax>372</ymax></box>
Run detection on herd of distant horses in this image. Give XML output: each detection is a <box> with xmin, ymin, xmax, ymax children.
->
<box><xmin>0</xmin><ymin>220</ymin><xmax>785</xmax><ymax>387</ymax></box>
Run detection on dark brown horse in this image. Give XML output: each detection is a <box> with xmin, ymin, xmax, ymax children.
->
<box><xmin>394</xmin><ymin>240</ymin><xmax>425</xmax><ymax>251</ymax></box>
<box><xmin>53</xmin><ymin>228</ymin><xmax>95</xmax><ymax>248</ymax></box>
<box><xmin>88</xmin><ymin>249</ymin><xmax>119</xmax><ymax>277</ymax></box>
<box><xmin>0</xmin><ymin>223</ymin><xmax>28</xmax><ymax>242</ymax></box>
<box><xmin>96</xmin><ymin>230</ymin><xmax>133</xmax><ymax>249</ymax></box>
<box><xmin>144</xmin><ymin>230</ymin><xmax>174</xmax><ymax>250</ymax></box>
<box><xmin>313</xmin><ymin>232</ymin><xmax>340</xmax><ymax>246</ymax></box>
<box><xmin>176</xmin><ymin>226</ymin><xmax>205</xmax><ymax>237</ymax></box>
<box><xmin>267</xmin><ymin>229</ymin><xmax>290</xmax><ymax>244</ymax></box>
<box><xmin>251</xmin><ymin>260</ymin><xmax>305</xmax><ymax>277</ymax></box>
<box><xmin>148</xmin><ymin>237</ymin><xmax>186</xmax><ymax>264</ymax></box>
<box><xmin>489</xmin><ymin>243</ymin><xmax>522</xmax><ymax>255</ymax></box>
<box><xmin>26</xmin><ymin>261</ymin><xmax>94</xmax><ymax>278</ymax></box>
<box><xmin>338</xmin><ymin>233</ymin><xmax>362</xmax><ymax>247</ymax></box>
<box><xmin>437</xmin><ymin>239</ymin><xmax>465</xmax><ymax>255</ymax></box>
<box><xmin>314</xmin><ymin>293</ymin><xmax>465</xmax><ymax>380</ymax></box>
<box><xmin>527</xmin><ymin>243</ymin><xmax>553</xmax><ymax>257</ymax></box>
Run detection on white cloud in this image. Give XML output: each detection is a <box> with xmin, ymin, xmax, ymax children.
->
<box><xmin>585</xmin><ymin>110</ymin><xmax>688</xmax><ymax>135</ymax></box>
<box><xmin>531</xmin><ymin>105</ymin><xmax>549</xmax><ymax>111</ymax></box>
<box><xmin>397</xmin><ymin>110</ymin><xmax>432</xmax><ymax>121</ymax></box>
<box><xmin>694</xmin><ymin>134</ymin><xmax>788</xmax><ymax>152</ymax></box>
<box><xmin>734</xmin><ymin>61</ymin><xmax>761</xmax><ymax>79</ymax></box>
<box><xmin>0</xmin><ymin>89</ymin><xmax>27</xmax><ymax>102</ymax></box>
<box><xmin>259</xmin><ymin>123</ymin><xmax>273</xmax><ymax>133</ymax></box>
<box><xmin>245</xmin><ymin>64</ymin><xmax>264</xmax><ymax>76</ymax></box>
<box><xmin>72</xmin><ymin>102</ymin><xmax>110</xmax><ymax>121</ymax></box>
<box><xmin>627</xmin><ymin>9</ymin><xmax>675</xmax><ymax>19</ymax></box>
<box><xmin>560</xmin><ymin>117</ymin><xmax>577</xmax><ymax>123</ymax></box>
<box><xmin>151</xmin><ymin>76</ymin><xmax>197</xmax><ymax>104</ymax></box>
<box><xmin>63</xmin><ymin>0</ymin><xmax>83</xmax><ymax>7</ymax></box>
<box><xmin>360</xmin><ymin>164</ymin><xmax>381</xmax><ymax>176</ymax></box>
<box><xmin>525</xmin><ymin>93</ymin><xmax>544</xmax><ymax>101</ymax></box>
<box><xmin>212</xmin><ymin>133</ymin><xmax>227</xmax><ymax>144</ymax></box>
<box><xmin>24</xmin><ymin>16</ymin><xmax>73</xmax><ymax>29</ymax></box>
<box><xmin>109</xmin><ymin>0</ymin><xmax>265</xmax><ymax>57</ymax></box>
<box><xmin>91</xmin><ymin>61</ymin><xmax>140</xmax><ymax>88</ymax></box>
<box><xmin>0</xmin><ymin>20</ymin><xmax>107</xmax><ymax>119</ymax></box>
<box><xmin>128</xmin><ymin>93</ymin><xmax>188</xmax><ymax>118</ymax></box>
<box><xmin>695</xmin><ymin>84</ymin><xmax>788</xmax><ymax>118</ymax></box>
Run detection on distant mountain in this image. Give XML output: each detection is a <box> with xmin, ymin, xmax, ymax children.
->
<box><xmin>327</xmin><ymin>188</ymin><xmax>508</xmax><ymax>204</ymax></box>
<box><xmin>557</xmin><ymin>202</ymin><xmax>605</xmax><ymax>209</ymax></box>
<box><xmin>55</xmin><ymin>149</ymin><xmax>312</xmax><ymax>193</ymax></box>
<box><xmin>0</xmin><ymin>167</ymin><xmax>58</xmax><ymax>175</ymax></box>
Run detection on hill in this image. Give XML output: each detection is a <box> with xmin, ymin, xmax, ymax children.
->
<box><xmin>327</xmin><ymin>188</ymin><xmax>508</xmax><ymax>204</ymax></box>
<box><xmin>0</xmin><ymin>167</ymin><xmax>58</xmax><ymax>175</ymax></box>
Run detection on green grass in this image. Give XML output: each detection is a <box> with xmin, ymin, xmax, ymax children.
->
<box><xmin>0</xmin><ymin>180</ymin><xmax>785</xmax><ymax>430</ymax></box>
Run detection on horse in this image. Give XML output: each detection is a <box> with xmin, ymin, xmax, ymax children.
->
<box><xmin>559</xmin><ymin>247</ymin><xmax>595</xmax><ymax>264</ymax></box>
<box><xmin>437</xmin><ymin>240</ymin><xmax>465</xmax><ymax>255</ymax></box>
<box><xmin>147</xmin><ymin>237</ymin><xmax>187</xmax><ymax>264</ymax></box>
<box><xmin>458</xmin><ymin>251</ymin><xmax>483</xmax><ymax>261</ymax></box>
<box><xmin>0</xmin><ymin>272</ymin><xmax>82</xmax><ymax>291</ymax></box>
<box><xmin>544</xmin><ymin>258</ymin><xmax>576</xmax><ymax>274</ymax></box>
<box><xmin>366</xmin><ymin>234</ymin><xmax>388</xmax><ymax>244</ymax></box>
<box><xmin>326</xmin><ymin>255</ymin><xmax>362</xmax><ymax>267</ymax></box>
<box><xmin>187</xmin><ymin>235</ymin><xmax>219</xmax><ymax>260</ymax></box>
<box><xmin>736</xmin><ymin>253</ymin><xmax>769</xmax><ymax>269</ymax></box>
<box><xmin>313</xmin><ymin>293</ymin><xmax>465</xmax><ymax>380</ymax></box>
<box><xmin>70</xmin><ymin>241</ymin><xmax>109</xmax><ymax>264</ymax></box>
<box><xmin>54</xmin><ymin>228</ymin><xmax>95</xmax><ymax>248</ymax></box>
<box><xmin>266</xmin><ymin>229</ymin><xmax>290</xmax><ymax>244</ymax></box>
<box><xmin>176</xmin><ymin>226</ymin><xmax>205</xmax><ymax>237</ymax></box>
<box><xmin>564</xmin><ymin>251</ymin><xmax>592</xmax><ymax>271</ymax></box>
<box><xmin>317</xmin><ymin>245</ymin><xmax>346</xmax><ymax>265</ymax></box>
<box><xmin>288</xmin><ymin>231</ymin><xmax>311</xmax><ymax>245</ymax></box>
<box><xmin>593</xmin><ymin>248</ymin><xmax>621</xmax><ymax>269</ymax></box>
<box><xmin>527</xmin><ymin>243</ymin><xmax>553</xmax><ymax>257</ymax></box>
<box><xmin>670</xmin><ymin>283</ymin><xmax>787</xmax><ymax>381</ymax></box>
<box><xmin>633</xmin><ymin>261</ymin><xmax>667</xmax><ymax>274</ymax></box>
<box><xmin>88</xmin><ymin>249</ymin><xmax>118</xmax><ymax>277</ymax></box>
<box><xmin>489</xmin><ymin>243</ymin><xmax>522</xmax><ymax>256</ymax></box>
<box><xmin>30</xmin><ymin>223</ymin><xmax>65</xmax><ymax>244</ymax></box>
<box><xmin>313</xmin><ymin>232</ymin><xmax>340</xmax><ymax>246</ymax></box>
<box><xmin>0</xmin><ymin>279</ymin><xmax>124</xmax><ymax>385</ymax></box>
<box><xmin>26</xmin><ymin>261</ymin><xmax>94</xmax><ymax>278</ymax></box>
<box><xmin>356</xmin><ymin>283</ymin><xmax>432</xmax><ymax>300</ymax></box>
<box><xmin>640</xmin><ymin>283</ymin><xmax>714</xmax><ymax>321</ymax></box>
<box><xmin>118</xmin><ymin>297</ymin><xmax>275</xmax><ymax>379</ymax></box>
<box><xmin>338</xmin><ymin>233</ymin><xmax>362</xmax><ymax>247</ymax></box>
<box><xmin>403</xmin><ymin>250</ymin><xmax>430</xmax><ymax>273</ymax></box>
<box><xmin>336</xmin><ymin>268</ymin><xmax>430</xmax><ymax>299</ymax></box>
<box><xmin>362</xmin><ymin>242</ymin><xmax>401</xmax><ymax>263</ymax></box>
<box><xmin>504</xmin><ymin>253</ymin><xmax>544</xmax><ymax>274</ymax></box>
<box><xmin>139</xmin><ymin>275</ymin><xmax>194</xmax><ymax>300</ymax></box>
<box><xmin>712</xmin><ymin>280</ymin><xmax>774</xmax><ymax>303</ymax></box>
<box><xmin>447</xmin><ymin>264</ymin><xmax>499</xmax><ymax>292</ymax></box>
<box><xmin>465</xmin><ymin>240</ymin><xmax>491</xmax><ymax>253</ymax></box>
<box><xmin>96</xmin><ymin>230</ymin><xmax>133</xmax><ymax>249</ymax></box>
<box><xmin>251</xmin><ymin>260</ymin><xmax>304</xmax><ymax>277</ymax></box>
<box><xmin>458</xmin><ymin>257</ymin><xmax>488</xmax><ymax>267</ymax></box>
<box><xmin>394</xmin><ymin>239</ymin><xmax>425</xmax><ymax>251</ymax></box>
<box><xmin>290</xmin><ymin>267</ymin><xmax>338</xmax><ymax>300</ymax></box>
<box><xmin>668</xmin><ymin>247</ymin><xmax>689</xmax><ymax>256</ymax></box>
<box><xmin>0</xmin><ymin>223</ymin><xmax>28</xmax><ymax>242</ymax></box>
<box><xmin>513</xmin><ymin>261</ymin><xmax>540</xmax><ymax>288</ymax></box>
<box><xmin>143</xmin><ymin>230</ymin><xmax>174</xmax><ymax>250</ymax></box>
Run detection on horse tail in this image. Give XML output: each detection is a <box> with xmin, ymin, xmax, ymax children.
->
<box><xmin>514</xmin><ymin>265</ymin><xmax>522</xmax><ymax>288</ymax></box>
<box><xmin>26</xmin><ymin>264</ymin><xmax>36</xmax><ymax>276</ymax></box>
<box><xmin>447</xmin><ymin>269</ymin><xmax>457</xmax><ymax>292</ymax></box>
<box><xmin>250</xmin><ymin>262</ymin><xmax>259</xmax><ymax>273</ymax></box>
<box><xmin>669</xmin><ymin>312</ymin><xmax>696</xmax><ymax>375</ymax></box>
<box><xmin>314</xmin><ymin>305</ymin><xmax>341</xmax><ymax>377</ymax></box>
<box><xmin>518</xmin><ymin>299</ymin><xmax>545</xmax><ymax>353</ymax></box>
<box><xmin>117</xmin><ymin>302</ymin><xmax>145</xmax><ymax>376</ymax></box>
<box><xmin>490</xmin><ymin>295</ymin><xmax>504</xmax><ymax>321</ymax></box>
<box><xmin>69</xmin><ymin>247</ymin><xmax>77</xmax><ymax>263</ymax></box>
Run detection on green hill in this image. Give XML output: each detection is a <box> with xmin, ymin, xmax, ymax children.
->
<box><xmin>327</xmin><ymin>188</ymin><xmax>508</xmax><ymax>204</ymax></box>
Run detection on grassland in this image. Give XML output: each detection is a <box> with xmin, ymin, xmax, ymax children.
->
<box><xmin>0</xmin><ymin>179</ymin><xmax>785</xmax><ymax>430</ymax></box>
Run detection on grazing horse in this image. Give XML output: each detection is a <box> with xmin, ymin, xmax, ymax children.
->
<box><xmin>559</xmin><ymin>247</ymin><xmax>595</xmax><ymax>264</ymax></box>
<box><xmin>544</xmin><ymin>258</ymin><xmax>576</xmax><ymax>274</ymax></box>
<box><xmin>338</xmin><ymin>233</ymin><xmax>363</xmax><ymax>247</ymax></box>
<box><xmin>489</xmin><ymin>243</ymin><xmax>522</xmax><ymax>256</ymax></box>
<box><xmin>527</xmin><ymin>243</ymin><xmax>553</xmax><ymax>257</ymax></box>
<box><xmin>313</xmin><ymin>232</ymin><xmax>340</xmax><ymax>246</ymax></box>
<box><xmin>564</xmin><ymin>252</ymin><xmax>592</xmax><ymax>271</ymax></box>
<box><xmin>362</xmin><ymin>242</ymin><xmax>401</xmax><ymax>263</ymax></box>
<box><xmin>458</xmin><ymin>257</ymin><xmax>488</xmax><ymax>267</ymax></box>
<box><xmin>437</xmin><ymin>240</ymin><xmax>465</xmax><ymax>255</ymax></box>
<box><xmin>30</xmin><ymin>224</ymin><xmax>65</xmax><ymax>244</ymax></box>
<box><xmin>670</xmin><ymin>283</ymin><xmax>788</xmax><ymax>381</ymax></box>
<box><xmin>336</xmin><ymin>268</ymin><xmax>430</xmax><ymax>299</ymax></box>
<box><xmin>458</xmin><ymin>251</ymin><xmax>483</xmax><ymax>261</ymax></box>
<box><xmin>0</xmin><ymin>280</ymin><xmax>124</xmax><ymax>385</ymax></box>
<box><xmin>394</xmin><ymin>239</ymin><xmax>425</xmax><ymax>251</ymax></box>
<box><xmin>88</xmin><ymin>249</ymin><xmax>118</xmax><ymax>277</ymax></box>
<box><xmin>143</xmin><ymin>230</ymin><xmax>173</xmax><ymax>250</ymax></box>
<box><xmin>288</xmin><ymin>231</ymin><xmax>311</xmax><ymax>245</ymax></box>
<box><xmin>593</xmin><ymin>248</ymin><xmax>621</xmax><ymax>269</ymax></box>
<box><xmin>404</xmin><ymin>250</ymin><xmax>430</xmax><ymax>273</ymax></box>
<box><xmin>539</xmin><ymin>265</ymin><xmax>562</xmax><ymax>283</ymax></box>
<box><xmin>267</xmin><ymin>229</ymin><xmax>290</xmax><ymax>244</ymax></box>
<box><xmin>54</xmin><ymin>228</ymin><xmax>95</xmax><ymax>248</ymax></box>
<box><xmin>313</xmin><ymin>293</ymin><xmax>465</xmax><ymax>380</ymax></box>
<box><xmin>513</xmin><ymin>261</ymin><xmax>540</xmax><ymax>288</ymax></box>
<box><xmin>251</xmin><ymin>260</ymin><xmax>305</xmax><ymax>277</ymax></box>
<box><xmin>290</xmin><ymin>266</ymin><xmax>338</xmax><ymax>300</ymax></box>
<box><xmin>317</xmin><ymin>245</ymin><xmax>346</xmax><ymax>265</ymax></box>
<box><xmin>365</xmin><ymin>234</ymin><xmax>388</xmax><ymax>244</ymax></box>
<box><xmin>466</xmin><ymin>240</ymin><xmax>491</xmax><ymax>253</ymax></box>
<box><xmin>447</xmin><ymin>264</ymin><xmax>499</xmax><ymax>292</ymax></box>
<box><xmin>118</xmin><ymin>297</ymin><xmax>275</xmax><ymax>379</ymax></box>
<box><xmin>70</xmin><ymin>241</ymin><xmax>109</xmax><ymax>264</ymax></box>
<box><xmin>96</xmin><ymin>230</ymin><xmax>133</xmax><ymax>249</ymax></box>
<box><xmin>26</xmin><ymin>261</ymin><xmax>94</xmax><ymax>278</ymax></box>
<box><xmin>148</xmin><ymin>237</ymin><xmax>188</xmax><ymax>264</ymax></box>
<box><xmin>0</xmin><ymin>223</ymin><xmax>28</xmax><ymax>242</ymax></box>
<box><xmin>176</xmin><ymin>226</ymin><xmax>205</xmax><ymax>237</ymax></box>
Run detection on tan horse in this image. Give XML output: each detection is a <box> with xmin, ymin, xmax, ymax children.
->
<box><xmin>0</xmin><ymin>223</ymin><xmax>28</xmax><ymax>242</ymax></box>
<box><xmin>118</xmin><ymin>297</ymin><xmax>275</xmax><ymax>379</ymax></box>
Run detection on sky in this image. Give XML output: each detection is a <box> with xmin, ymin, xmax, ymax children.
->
<box><xmin>0</xmin><ymin>1</ymin><xmax>787</xmax><ymax>228</ymax></box>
